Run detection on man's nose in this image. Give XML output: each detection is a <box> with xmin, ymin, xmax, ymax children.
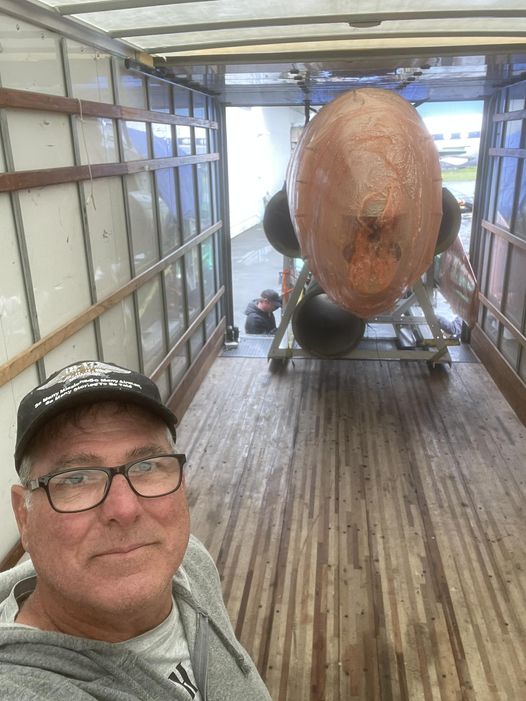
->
<box><xmin>99</xmin><ymin>474</ymin><xmax>141</xmax><ymax>522</ymax></box>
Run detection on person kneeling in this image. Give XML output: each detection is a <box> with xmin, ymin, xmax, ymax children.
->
<box><xmin>244</xmin><ymin>289</ymin><xmax>282</xmax><ymax>334</ymax></box>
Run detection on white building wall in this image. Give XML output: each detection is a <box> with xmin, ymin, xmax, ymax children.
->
<box><xmin>226</xmin><ymin>106</ymin><xmax>304</xmax><ymax>237</ymax></box>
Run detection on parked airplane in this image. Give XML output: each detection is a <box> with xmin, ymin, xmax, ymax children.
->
<box><xmin>419</xmin><ymin>111</ymin><xmax>482</xmax><ymax>168</ymax></box>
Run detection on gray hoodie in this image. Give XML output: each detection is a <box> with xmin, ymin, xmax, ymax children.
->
<box><xmin>0</xmin><ymin>535</ymin><xmax>271</xmax><ymax>701</ymax></box>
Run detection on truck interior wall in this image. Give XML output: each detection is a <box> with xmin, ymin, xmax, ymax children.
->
<box><xmin>0</xmin><ymin>12</ymin><xmax>227</xmax><ymax>561</ymax></box>
<box><xmin>469</xmin><ymin>78</ymin><xmax>526</xmax><ymax>421</ymax></box>
<box><xmin>2</xmin><ymin>9</ymin><xmax>526</xmax><ymax>565</ymax></box>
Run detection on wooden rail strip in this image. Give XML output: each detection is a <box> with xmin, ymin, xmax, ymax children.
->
<box><xmin>150</xmin><ymin>286</ymin><xmax>225</xmax><ymax>382</ymax></box>
<box><xmin>0</xmin><ymin>87</ymin><xmax>218</xmax><ymax>129</ymax></box>
<box><xmin>0</xmin><ymin>540</ymin><xmax>25</xmax><ymax>573</ymax></box>
<box><xmin>0</xmin><ymin>153</ymin><xmax>219</xmax><ymax>193</ymax></box>
<box><xmin>478</xmin><ymin>293</ymin><xmax>526</xmax><ymax>346</ymax></box>
<box><xmin>481</xmin><ymin>219</ymin><xmax>526</xmax><ymax>250</ymax></box>
<box><xmin>493</xmin><ymin>108</ymin><xmax>526</xmax><ymax>122</ymax></box>
<box><xmin>167</xmin><ymin>317</ymin><xmax>226</xmax><ymax>422</ymax></box>
<box><xmin>0</xmin><ymin>222</ymin><xmax>222</xmax><ymax>388</ymax></box>
<box><xmin>471</xmin><ymin>326</ymin><xmax>526</xmax><ymax>426</ymax></box>
<box><xmin>488</xmin><ymin>147</ymin><xmax>526</xmax><ymax>158</ymax></box>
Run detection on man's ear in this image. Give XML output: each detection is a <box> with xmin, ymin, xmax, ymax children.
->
<box><xmin>11</xmin><ymin>485</ymin><xmax>31</xmax><ymax>552</ymax></box>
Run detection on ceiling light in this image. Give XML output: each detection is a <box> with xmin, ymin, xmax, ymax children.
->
<box><xmin>348</xmin><ymin>21</ymin><xmax>382</xmax><ymax>28</ymax></box>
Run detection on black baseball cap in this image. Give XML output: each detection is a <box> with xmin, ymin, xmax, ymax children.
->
<box><xmin>260</xmin><ymin>289</ymin><xmax>282</xmax><ymax>306</ymax></box>
<box><xmin>14</xmin><ymin>360</ymin><xmax>177</xmax><ymax>472</ymax></box>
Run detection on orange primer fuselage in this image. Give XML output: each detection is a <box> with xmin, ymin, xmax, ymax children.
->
<box><xmin>287</xmin><ymin>88</ymin><xmax>443</xmax><ymax>317</ymax></box>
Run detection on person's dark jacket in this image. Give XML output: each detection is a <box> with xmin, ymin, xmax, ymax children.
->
<box><xmin>244</xmin><ymin>301</ymin><xmax>276</xmax><ymax>334</ymax></box>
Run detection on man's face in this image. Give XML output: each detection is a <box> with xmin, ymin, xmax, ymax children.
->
<box><xmin>260</xmin><ymin>298</ymin><xmax>277</xmax><ymax>312</ymax></box>
<box><xmin>11</xmin><ymin>404</ymin><xmax>190</xmax><ymax>624</ymax></box>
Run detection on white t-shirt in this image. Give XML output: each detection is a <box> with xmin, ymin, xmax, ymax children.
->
<box><xmin>1</xmin><ymin>576</ymin><xmax>202</xmax><ymax>700</ymax></box>
<box><xmin>116</xmin><ymin>597</ymin><xmax>202</xmax><ymax>700</ymax></box>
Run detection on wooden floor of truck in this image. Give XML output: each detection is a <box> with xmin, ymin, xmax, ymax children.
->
<box><xmin>178</xmin><ymin>356</ymin><xmax>525</xmax><ymax>701</ymax></box>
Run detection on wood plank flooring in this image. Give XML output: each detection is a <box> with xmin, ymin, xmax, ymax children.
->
<box><xmin>177</xmin><ymin>357</ymin><xmax>526</xmax><ymax>701</ymax></box>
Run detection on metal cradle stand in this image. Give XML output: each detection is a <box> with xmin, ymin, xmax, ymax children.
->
<box><xmin>268</xmin><ymin>263</ymin><xmax>458</xmax><ymax>367</ymax></box>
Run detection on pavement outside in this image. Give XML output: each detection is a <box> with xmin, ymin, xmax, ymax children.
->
<box><xmin>231</xmin><ymin>223</ymin><xmax>283</xmax><ymax>333</ymax></box>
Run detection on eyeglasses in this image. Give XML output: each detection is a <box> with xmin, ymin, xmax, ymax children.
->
<box><xmin>26</xmin><ymin>453</ymin><xmax>186</xmax><ymax>513</ymax></box>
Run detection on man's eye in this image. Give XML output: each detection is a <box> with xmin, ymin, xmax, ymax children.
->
<box><xmin>55</xmin><ymin>472</ymin><xmax>90</xmax><ymax>487</ymax></box>
<box><xmin>133</xmin><ymin>460</ymin><xmax>155</xmax><ymax>474</ymax></box>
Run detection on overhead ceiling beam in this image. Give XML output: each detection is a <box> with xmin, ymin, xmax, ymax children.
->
<box><xmin>108</xmin><ymin>10</ymin><xmax>526</xmax><ymax>39</ymax></box>
<box><xmin>159</xmin><ymin>42</ymin><xmax>526</xmax><ymax>66</ymax></box>
<box><xmin>144</xmin><ymin>30</ymin><xmax>526</xmax><ymax>55</ymax></box>
<box><xmin>146</xmin><ymin>30</ymin><xmax>526</xmax><ymax>55</ymax></box>
<box><xmin>57</xmin><ymin>0</ymin><xmax>214</xmax><ymax>13</ymax></box>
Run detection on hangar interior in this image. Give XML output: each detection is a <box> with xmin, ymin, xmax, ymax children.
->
<box><xmin>0</xmin><ymin>1</ymin><xmax>525</xmax><ymax>699</ymax></box>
